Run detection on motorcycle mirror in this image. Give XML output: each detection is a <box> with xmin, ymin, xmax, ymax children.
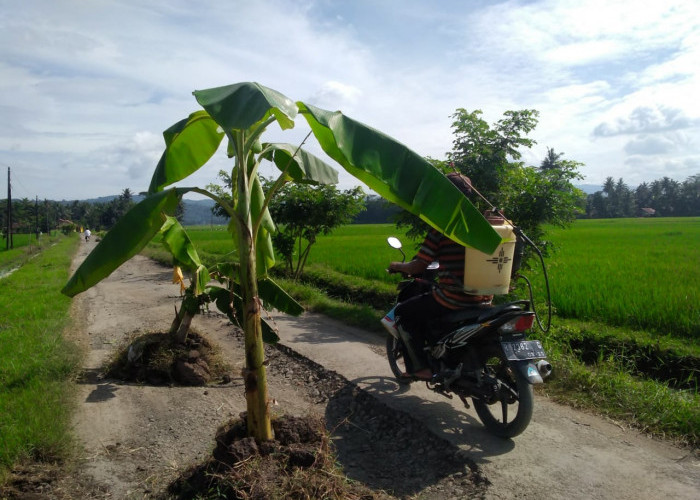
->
<box><xmin>387</xmin><ymin>236</ymin><xmax>406</xmax><ymax>262</ymax></box>
<box><xmin>387</xmin><ymin>236</ymin><xmax>402</xmax><ymax>249</ymax></box>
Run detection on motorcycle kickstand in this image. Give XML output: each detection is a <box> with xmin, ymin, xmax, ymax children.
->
<box><xmin>427</xmin><ymin>381</ymin><xmax>453</xmax><ymax>400</ymax></box>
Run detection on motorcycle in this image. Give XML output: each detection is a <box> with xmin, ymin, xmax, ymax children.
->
<box><xmin>382</xmin><ymin>235</ymin><xmax>551</xmax><ymax>438</ymax></box>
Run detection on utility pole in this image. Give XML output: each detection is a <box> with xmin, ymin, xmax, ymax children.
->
<box><xmin>45</xmin><ymin>199</ymin><xmax>49</xmax><ymax>236</ymax></box>
<box><xmin>35</xmin><ymin>196</ymin><xmax>39</xmax><ymax>240</ymax></box>
<box><xmin>6</xmin><ymin>167</ymin><xmax>12</xmax><ymax>250</ymax></box>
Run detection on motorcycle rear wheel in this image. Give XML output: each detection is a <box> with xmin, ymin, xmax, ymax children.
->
<box><xmin>472</xmin><ymin>356</ymin><xmax>534</xmax><ymax>438</ymax></box>
<box><xmin>386</xmin><ymin>335</ymin><xmax>412</xmax><ymax>385</ymax></box>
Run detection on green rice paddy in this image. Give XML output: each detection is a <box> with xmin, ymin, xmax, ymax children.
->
<box><xmin>169</xmin><ymin>218</ymin><xmax>699</xmax><ymax>340</ymax></box>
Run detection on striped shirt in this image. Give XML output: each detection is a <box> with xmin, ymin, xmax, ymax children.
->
<box><xmin>416</xmin><ymin>229</ymin><xmax>492</xmax><ymax>309</ymax></box>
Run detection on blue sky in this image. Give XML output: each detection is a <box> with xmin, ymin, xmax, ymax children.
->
<box><xmin>1</xmin><ymin>0</ymin><xmax>698</xmax><ymax>200</ymax></box>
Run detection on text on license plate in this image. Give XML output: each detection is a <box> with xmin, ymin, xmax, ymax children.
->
<box><xmin>501</xmin><ymin>340</ymin><xmax>547</xmax><ymax>361</ymax></box>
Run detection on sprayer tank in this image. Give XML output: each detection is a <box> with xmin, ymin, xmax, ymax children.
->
<box><xmin>464</xmin><ymin>224</ymin><xmax>516</xmax><ymax>295</ymax></box>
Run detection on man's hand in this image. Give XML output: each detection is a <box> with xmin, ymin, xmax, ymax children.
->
<box><xmin>388</xmin><ymin>259</ymin><xmax>428</xmax><ymax>276</ymax></box>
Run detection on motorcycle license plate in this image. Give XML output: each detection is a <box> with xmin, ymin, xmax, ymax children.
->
<box><xmin>501</xmin><ymin>340</ymin><xmax>546</xmax><ymax>361</ymax></box>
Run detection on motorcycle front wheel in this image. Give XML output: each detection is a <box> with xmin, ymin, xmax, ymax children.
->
<box><xmin>386</xmin><ymin>335</ymin><xmax>412</xmax><ymax>385</ymax></box>
<box><xmin>472</xmin><ymin>356</ymin><xmax>534</xmax><ymax>438</ymax></box>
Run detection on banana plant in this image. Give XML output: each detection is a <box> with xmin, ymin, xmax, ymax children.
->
<box><xmin>62</xmin><ymin>82</ymin><xmax>501</xmax><ymax>441</ymax></box>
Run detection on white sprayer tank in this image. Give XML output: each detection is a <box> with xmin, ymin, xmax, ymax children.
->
<box><xmin>464</xmin><ymin>223</ymin><xmax>516</xmax><ymax>295</ymax></box>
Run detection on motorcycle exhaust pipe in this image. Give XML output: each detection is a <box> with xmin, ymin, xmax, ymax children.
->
<box><xmin>536</xmin><ymin>359</ymin><xmax>552</xmax><ymax>379</ymax></box>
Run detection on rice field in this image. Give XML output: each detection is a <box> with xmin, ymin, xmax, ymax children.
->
<box><xmin>303</xmin><ymin>224</ymin><xmax>418</xmax><ymax>281</ymax></box>
<box><xmin>537</xmin><ymin>218</ymin><xmax>699</xmax><ymax>338</ymax></box>
<box><xmin>1</xmin><ymin>233</ymin><xmax>61</xmax><ymax>277</ymax></box>
<box><xmin>175</xmin><ymin>218</ymin><xmax>699</xmax><ymax>340</ymax></box>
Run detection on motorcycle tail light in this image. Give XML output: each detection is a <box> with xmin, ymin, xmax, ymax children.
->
<box><xmin>499</xmin><ymin>314</ymin><xmax>535</xmax><ymax>333</ymax></box>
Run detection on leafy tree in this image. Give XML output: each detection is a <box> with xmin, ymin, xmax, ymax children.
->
<box><xmin>210</xmin><ymin>171</ymin><xmax>366</xmax><ymax>277</ymax></box>
<box><xmin>679</xmin><ymin>174</ymin><xmax>700</xmax><ymax>215</ymax></box>
<box><xmin>354</xmin><ymin>194</ymin><xmax>401</xmax><ymax>224</ymax></box>
<box><xmin>62</xmin><ymin>82</ymin><xmax>501</xmax><ymax>441</ymax></box>
<box><xmin>265</xmin><ymin>180</ymin><xmax>365</xmax><ymax>278</ymax></box>
<box><xmin>449</xmin><ymin>112</ymin><xmax>584</xmax><ymax>253</ymax></box>
<box><xmin>656</xmin><ymin>177</ymin><xmax>681</xmax><ymax>215</ymax></box>
<box><xmin>635</xmin><ymin>182</ymin><xmax>653</xmax><ymax>213</ymax></box>
<box><xmin>398</xmin><ymin>110</ymin><xmax>584</xmax><ymax>255</ymax></box>
<box><xmin>586</xmin><ymin>191</ymin><xmax>607</xmax><ymax>218</ymax></box>
<box><xmin>539</xmin><ymin>147</ymin><xmax>562</xmax><ymax>171</ymax></box>
<box><xmin>97</xmin><ymin>189</ymin><xmax>136</xmax><ymax>229</ymax></box>
<box><xmin>448</xmin><ymin>109</ymin><xmax>539</xmax><ymax>202</ymax></box>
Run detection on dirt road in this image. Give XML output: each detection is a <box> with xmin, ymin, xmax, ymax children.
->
<box><xmin>270</xmin><ymin>312</ymin><xmax>699</xmax><ymax>500</ymax></box>
<box><xmin>59</xmin><ymin>240</ymin><xmax>698</xmax><ymax>499</ymax></box>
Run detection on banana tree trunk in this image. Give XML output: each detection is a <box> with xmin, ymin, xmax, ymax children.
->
<box><xmin>169</xmin><ymin>305</ymin><xmax>193</xmax><ymax>344</ymax></box>
<box><xmin>174</xmin><ymin>312</ymin><xmax>193</xmax><ymax>344</ymax></box>
<box><xmin>233</xmin><ymin>134</ymin><xmax>273</xmax><ymax>441</ymax></box>
<box><xmin>239</xmin><ymin>224</ymin><xmax>273</xmax><ymax>441</ymax></box>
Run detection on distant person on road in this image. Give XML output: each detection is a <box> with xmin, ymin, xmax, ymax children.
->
<box><xmin>85</xmin><ymin>229</ymin><xmax>91</xmax><ymax>242</ymax></box>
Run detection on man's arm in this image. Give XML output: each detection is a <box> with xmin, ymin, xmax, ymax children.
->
<box><xmin>388</xmin><ymin>259</ymin><xmax>428</xmax><ymax>276</ymax></box>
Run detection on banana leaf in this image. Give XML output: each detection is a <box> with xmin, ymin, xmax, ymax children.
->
<box><xmin>261</xmin><ymin>143</ymin><xmax>338</xmax><ymax>185</ymax></box>
<box><xmin>206</xmin><ymin>281</ymin><xmax>288</xmax><ymax>344</ymax></box>
<box><xmin>206</xmin><ymin>285</ymin><xmax>239</xmax><ymax>326</ymax></box>
<box><xmin>193</xmin><ymin>82</ymin><xmax>298</xmax><ymax>132</ymax></box>
<box><xmin>257</xmin><ymin>277</ymin><xmax>304</xmax><ymax>316</ymax></box>
<box><xmin>62</xmin><ymin>188</ymin><xmax>191</xmax><ymax>297</ymax></box>
<box><xmin>298</xmin><ymin>103</ymin><xmax>502</xmax><ymax>254</ymax></box>
<box><xmin>250</xmin><ymin>173</ymin><xmax>276</xmax><ymax>274</ymax></box>
<box><xmin>148</xmin><ymin>111</ymin><xmax>224</xmax><ymax>193</ymax></box>
<box><xmin>159</xmin><ymin>216</ymin><xmax>209</xmax><ymax>295</ymax></box>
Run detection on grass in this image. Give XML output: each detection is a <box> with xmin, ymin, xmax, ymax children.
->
<box><xmin>532</xmin><ymin>218</ymin><xmax>699</xmax><ymax>338</ymax></box>
<box><xmin>309</xmin><ymin>220</ymin><xmax>700</xmax><ymax>340</ymax></box>
<box><xmin>0</xmin><ymin>234</ymin><xmax>81</xmax><ymax>481</ymax></box>
<box><xmin>302</xmin><ymin>223</ymin><xmax>419</xmax><ymax>281</ymax></box>
<box><xmin>538</xmin><ymin>333</ymin><xmax>699</xmax><ymax>442</ymax></box>
<box><xmin>0</xmin><ymin>233</ymin><xmax>63</xmax><ymax>276</ymax></box>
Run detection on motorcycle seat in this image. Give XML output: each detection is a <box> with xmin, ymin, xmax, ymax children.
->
<box><xmin>477</xmin><ymin>303</ymin><xmax>527</xmax><ymax>323</ymax></box>
<box><xmin>440</xmin><ymin>303</ymin><xmax>491</xmax><ymax>325</ymax></box>
<box><xmin>441</xmin><ymin>301</ymin><xmax>529</xmax><ymax>326</ymax></box>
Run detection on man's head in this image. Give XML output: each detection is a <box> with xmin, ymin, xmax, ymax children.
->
<box><xmin>446</xmin><ymin>172</ymin><xmax>473</xmax><ymax>197</ymax></box>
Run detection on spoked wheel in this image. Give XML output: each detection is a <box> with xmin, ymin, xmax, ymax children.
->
<box><xmin>472</xmin><ymin>355</ymin><xmax>534</xmax><ymax>438</ymax></box>
<box><xmin>386</xmin><ymin>335</ymin><xmax>412</xmax><ymax>385</ymax></box>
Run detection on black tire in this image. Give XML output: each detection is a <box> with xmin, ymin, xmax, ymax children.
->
<box><xmin>386</xmin><ymin>334</ymin><xmax>412</xmax><ymax>385</ymax></box>
<box><xmin>472</xmin><ymin>358</ymin><xmax>534</xmax><ymax>438</ymax></box>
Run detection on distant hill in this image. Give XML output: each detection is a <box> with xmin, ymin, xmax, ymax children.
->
<box><xmin>576</xmin><ymin>184</ymin><xmax>603</xmax><ymax>194</ymax></box>
<box><xmin>180</xmin><ymin>199</ymin><xmax>228</xmax><ymax>226</ymax></box>
<box><xmin>574</xmin><ymin>184</ymin><xmax>603</xmax><ymax>194</ymax></box>
<box><xmin>66</xmin><ymin>194</ymin><xmax>228</xmax><ymax>226</ymax></box>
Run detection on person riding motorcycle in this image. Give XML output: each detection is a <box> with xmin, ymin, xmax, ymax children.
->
<box><xmin>388</xmin><ymin>173</ymin><xmax>500</xmax><ymax>380</ymax></box>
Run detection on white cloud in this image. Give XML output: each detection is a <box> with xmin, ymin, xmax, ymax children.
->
<box><xmin>307</xmin><ymin>81</ymin><xmax>363</xmax><ymax>111</ymax></box>
<box><xmin>594</xmin><ymin>106</ymin><xmax>698</xmax><ymax>137</ymax></box>
<box><xmin>624</xmin><ymin>134</ymin><xmax>677</xmax><ymax>155</ymax></box>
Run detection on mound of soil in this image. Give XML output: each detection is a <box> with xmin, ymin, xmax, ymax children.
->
<box><xmin>106</xmin><ymin>330</ymin><xmax>232</xmax><ymax>386</ymax></box>
<box><xmin>168</xmin><ymin>414</ymin><xmax>390</xmax><ymax>500</ymax></box>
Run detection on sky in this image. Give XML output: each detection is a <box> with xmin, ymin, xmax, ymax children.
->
<box><xmin>1</xmin><ymin>0</ymin><xmax>698</xmax><ymax>201</ymax></box>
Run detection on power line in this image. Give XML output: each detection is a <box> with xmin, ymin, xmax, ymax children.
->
<box><xmin>7</xmin><ymin>169</ymin><xmax>33</xmax><ymax>200</ymax></box>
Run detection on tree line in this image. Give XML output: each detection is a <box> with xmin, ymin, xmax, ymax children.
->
<box><xmin>1</xmin><ymin>188</ymin><xmax>136</xmax><ymax>240</ymax></box>
<box><xmin>584</xmin><ymin>175</ymin><xmax>700</xmax><ymax>218</ymax></box>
